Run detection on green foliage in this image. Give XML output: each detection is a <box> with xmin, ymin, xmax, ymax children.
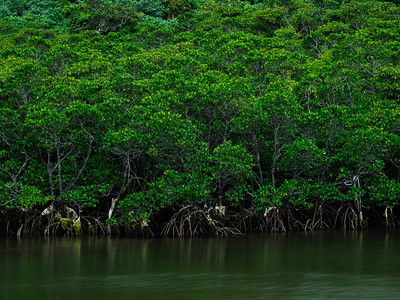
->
<box><xmin>162</xmin><ymin>0</ymin><xmax>200</xmax><ymax>18</ymax></box>
<box><xmin>1</xmin><ymin>0</ymin><xmax>400</xmax><ymax>228</ymax></box>
<box><xmin>59</xmin><ymin>184</ymin><xmax>108</xmax><ymax>207</ymax></box>
<box><xmin>63</xmin><ymin>1</ymin><xmax>138</xmax><ymax>34</ymax></box>
<box><xmin>135</xmin><ymin>0</ymin><xmax>167</xmax><ymax>18</ymax></box>
<box><xmin>0</xmin><ymin>0</ymin><xmax>65</xmax><ymax>29</ymax></box>
<box><xmin>212</xmin><ymin>141</ymin><xmax>253</xmax><ymax>204</ymax></box>
<box><xmin>279</xmin><ymin>138</ymin><xmax>328</xmax><ymax>178</ymax></box>
<box><xmin>0</xmin><ymin>183</ymin><xmax>49</xmax><ymax>210</ymax></box>
<box><xmin>15</xmin><ymin>185</ymin><xmax>49</xmax><ymax>210</ymax></box>
<box><xmin>368</xmin><ymin>177</ymin><xmax>400</xmax><ymax>207</ymax></box>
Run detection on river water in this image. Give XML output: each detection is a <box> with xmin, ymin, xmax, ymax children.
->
<box><xmin>1</xmin><ymin>231</ymin><xmax>399</xmax><ymax>299</ymax></box>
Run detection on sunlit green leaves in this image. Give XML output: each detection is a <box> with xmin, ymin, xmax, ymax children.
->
<box><xmin>1</xmin><ymin>0</ymin><xmax>400</xmax><ymax>226</ymax></box>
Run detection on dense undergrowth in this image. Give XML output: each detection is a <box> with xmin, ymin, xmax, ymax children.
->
<box><xmin>1</xmin><ymin>0</ymin><xmax>400</xmax><ymax>236</ymax></box>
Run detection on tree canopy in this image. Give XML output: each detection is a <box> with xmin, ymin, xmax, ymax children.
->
<box><xmin>1</xmin><ymin>0</ymin><xmax>400</xmax><ymax>236</ymax></box>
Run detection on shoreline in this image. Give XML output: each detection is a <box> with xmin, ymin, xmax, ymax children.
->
<box><xmin>1</xmin><ymin>202</ymin><xmax>398</xmax><ymax>238</ymax></box>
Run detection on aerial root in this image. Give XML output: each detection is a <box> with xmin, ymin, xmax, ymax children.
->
<box><xmin>237</xmin><ymin>208</ymin><xmax>265</xmax><ymax>233</ymax></box>
<box><xmin>383</xmin><ymin>206</ymin><xmax>400</xmax><ymax>229</ymax></box>
<box><xmin>125</xmin><ymin>218</ymin><xmax>155</xmax><ymax>237</ymax></box>
<box><xmin>2</xmin><ymin>202</ymin><xmax>400</xmax><ymax>236</ymax></box>
<box><xmin>162</xmin><ymin>206</ymin><xmax>244</xmax><ymax>237</ymax></box>
<box><xmin>80</xmin><ymin>216</ymin><xmax>106</xmax><ymax>235</ymax></box>
<box><xmin>334</xmin><ymin>202</ymin><xmax>362</xmax><ymax>230</ymax></box>
<box><xmin>305</xmin><ymin>203</ymin><xmax>332</xmax><ymax>231</ymax></box>
<box><xmin>263</xmin><ymin>207</ymin><xmax>287</xmax><ymax>232</ymax></box>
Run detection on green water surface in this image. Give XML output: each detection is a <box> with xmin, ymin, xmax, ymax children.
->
<box><xmin>1</xmin><ymin>231</ymin><xmax>399</xmax><ymax>299</ymax></box>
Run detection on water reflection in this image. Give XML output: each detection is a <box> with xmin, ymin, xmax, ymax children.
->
<box><xmin>0</xmin><ymin>231</ymin><xmax>400</xmax><ymax>299</ymax></box>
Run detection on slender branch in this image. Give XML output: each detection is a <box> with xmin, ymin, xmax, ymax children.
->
<box><xmin>0</xmin><ymin>166</ymin><xmax>14</xmax><ymax>182</ymax></box>
<box><xmin>65</xmin><ymin>134</ymin><xmax>94</xmax><ymax>191</ymax></box>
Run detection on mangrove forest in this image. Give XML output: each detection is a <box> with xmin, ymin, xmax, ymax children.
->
<box><xmin>1</xmin><ymin>0</ymin><xmax>400</xmax><ymax>236</ymax></box>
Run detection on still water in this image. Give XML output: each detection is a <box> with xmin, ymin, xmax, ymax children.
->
<box><xmin>0</xmin><ymin>231</ymin><xmax>399</xmax><ymax>299</ymax></box>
